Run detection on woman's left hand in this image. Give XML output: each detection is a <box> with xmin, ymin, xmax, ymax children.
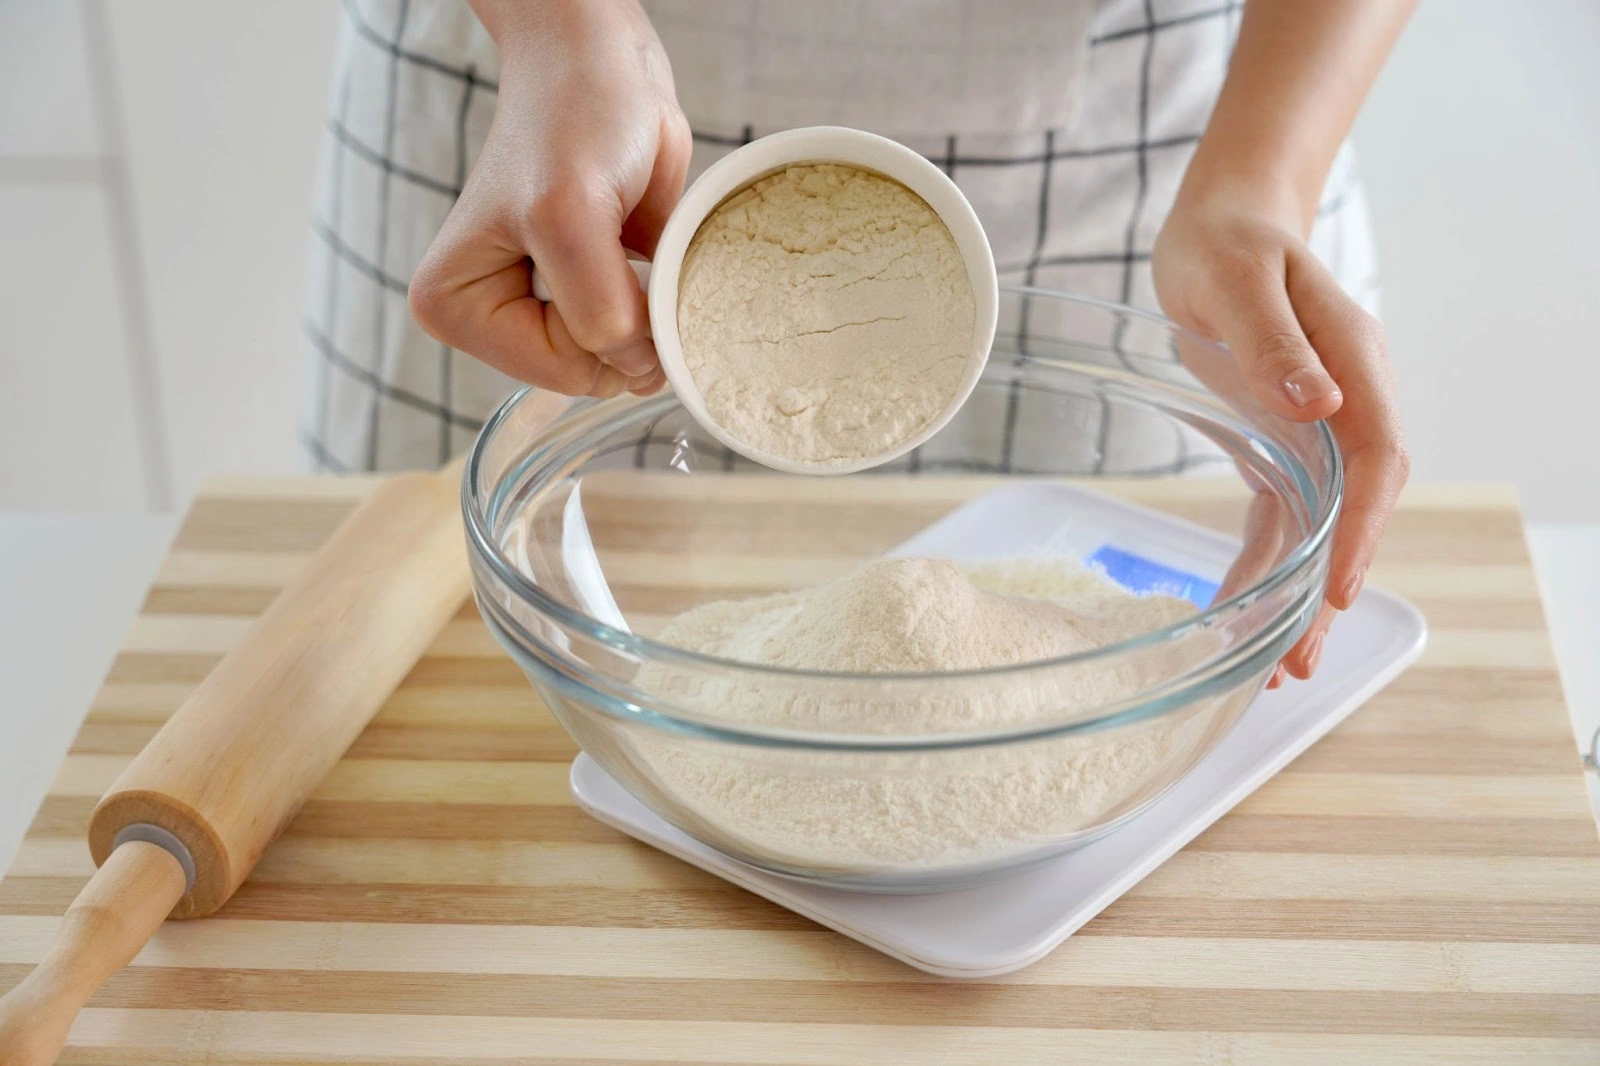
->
<box><xmin>1153</xmin><ymin>195</ymin><xmax>1409</xmax><ymax>684</ymax></box>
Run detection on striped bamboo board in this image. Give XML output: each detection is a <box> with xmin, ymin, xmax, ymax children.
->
<box><xmin>2</xmin><ymin>474</ymin><xmax>1598</xmax><ymax>1065</ymax></box>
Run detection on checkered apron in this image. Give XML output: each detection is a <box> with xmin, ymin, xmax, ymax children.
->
<box><xmin>302</xmin><ymin>0</ymin><xmax>1378</xmax><ymax>473</ymax></box>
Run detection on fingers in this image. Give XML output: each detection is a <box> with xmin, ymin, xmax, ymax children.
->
<box><xmin>1285</xmin><ymin>247</ymin><xmax>1409</xmax><ymax>611</ymax></box>
<box><xmin>628</xmin><ymin>366</ymin><xmax>667</xmax><ymax>396</ymax></box>
<box><xmin>1172</xmin><ymin>330</ymin><xmax>1259</xmax><ymax>423</ymax></box>
<box><xmin>1326</xmin><ymin>442</ymin><xmax>1406</xmax><ymax>609</ymax></box>
<box><xmin>411</xmin><ymin>250</ymin><xmax>607</xmax><ymax>395</ymax></box>
<box><xmin>410</xmin><ymin>178</ymin><xmax>664</xmax><ymax>396</ymax></box>
<box><xmin>587</xmin><ymin>365</ymin><xmax>630</xmax><ymax>400</ymax></box>
<box><xmin>528</xmin><ymin>114</ymin><xmax>686</xmax><ymax>385</ymax></box>
<box><xmin>1175</xmin><ymin>229</ymin><xmax>1406</xmax><ymax>685</ymax></box>
<box><xmin>586</xmin><ymin>366</ymin><xmax>660</xmax><ymax>399</ymax></box>
<box><xmin>1208</xmin><ymin>249</ymin><xmax>1344</xmax><ymax>422</ymax></box>
<box><xmin>1266</xmin><ymin>247</ymin><xmax>1407</xmax><ymax>685</ymax></box>
<box><xmin>523</xmin><ymin>185</ymin><xmax>656</xmax><ymax>377</ymax></box>
<box><xmin>406</xmin><ymin>45</ymin><xmax>682</xmax><ymax>400</ymax></box>
<box><xmin>543</xmin><ymin>307</ymin><xmax>663</xmax><ymax>399</ymax></box>
<box><xmin>1212</xmin><ymin>480</ymin><xmax>1290</xmax><ymax>605</ymax></box>
<box><xmin>1282</xmin><ymin>601</ymin><xmax>1336</xmax><ymax>680</ymax></box>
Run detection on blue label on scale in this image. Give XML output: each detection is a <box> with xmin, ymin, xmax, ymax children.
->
<box><xmin>1087</xmin><ymin>546</ymin><xmax>1220</xmax><ymax>608</ymax></box>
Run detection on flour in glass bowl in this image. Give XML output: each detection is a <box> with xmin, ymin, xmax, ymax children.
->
<box><xmin>624</xmin><ymin>556</ymin><xmax>1217</xmax><ymax>873</ymax></box>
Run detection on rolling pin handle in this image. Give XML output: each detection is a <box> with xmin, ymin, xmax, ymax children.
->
<box><xmin>0</xmin><ymin>841</ymin><xmax>188</xmax><ymax>1066</ymax></box>
<box><xmin>112</xmin><ymin>823</ymin><xmax>197</xmax><ymax>894</ymax></box>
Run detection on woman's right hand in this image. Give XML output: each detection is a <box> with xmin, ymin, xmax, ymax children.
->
<box><xmin>409</xmin><ymin>0</ymin><xmax>690</xmax><ymax>399</ymax></box>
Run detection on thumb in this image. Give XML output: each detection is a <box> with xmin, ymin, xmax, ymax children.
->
<box><xmin>1210</xmin><ymin>252</ymin><xmax>1343</xmax><ymax>422</ymax></box>
<box><xmin>524</xmin><ymin>186</ymin><xmax>655</xmax><ymax>377</ymax></box>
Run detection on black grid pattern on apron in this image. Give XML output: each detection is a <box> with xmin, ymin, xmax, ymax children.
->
<box><xmin>301</xmin><ymin>0</ymin><xmax>1370</xmax><ymax>475</ymax></box>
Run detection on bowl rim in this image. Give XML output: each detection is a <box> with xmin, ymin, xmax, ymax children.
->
<box><xmin>463</xmin><ymin>288</ymin><xmax>1342</xmax><ymax>689</ymax></box>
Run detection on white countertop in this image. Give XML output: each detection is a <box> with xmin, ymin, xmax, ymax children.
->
<box><xmin>1</xmin><ymin>513</ymin><xmax>1596</xmax><ymax>876</ymax></box>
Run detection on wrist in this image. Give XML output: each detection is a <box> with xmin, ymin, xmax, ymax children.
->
<box><xmin>1174</xmin><ymin>138</ymin><xmax>1320</xmax><ymax>238</ymax></box>
<box><xmin>484</xmin><ymin>0</ymin><xmax>677</xmax><ymax>104</ymax></box>
<box><xmin>471</xmin><ymin>0</ymin><xmax>650</xmax><ymax>63</ymax></box>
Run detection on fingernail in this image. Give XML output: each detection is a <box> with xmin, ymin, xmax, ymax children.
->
<box><xmin>588</xmin><ymin>365</ymin><xmax>626</xmax><ymax>399</ymax></box>
<box><xmin>1267</xmin><ymin>665</ymin><xmax>1285</xmax><ymax>690</ymax></box>
<box><xmin>604</xmin><ymin>340</ymin><xmax>657</xmax><ymax>378</ymax></box>
<box><xmin>1305</xmin><ymin>632</ymin><xmax>1327</xmax><ymax>675</ymax></box>
<box><xmin>629</xmin><ymin>370</ymin><xmax>667</xmax><ymax>397</ymax></box>
<box><xmin>1282</xmin><ymin>368</ymin><xmax>1341</xmax><ymax>408</ymax></box>
<box><xmin>1338</xmin><ymin>566</ymin><xmax>1367</xmax><ymax>607</ymax></box>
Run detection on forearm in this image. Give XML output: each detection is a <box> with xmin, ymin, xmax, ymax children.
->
<box><xmin>1177</xmin><ymin>0</ymin><xmax>1414</xmax><ymax>235</ymax></box>
<box><xmin>468</xmin><ymin>0</ymin><xmax>625</xmax><ymax>37</ymax></box>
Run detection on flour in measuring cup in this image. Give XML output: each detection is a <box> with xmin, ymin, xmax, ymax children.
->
<box><xmin>676</xmin><ymin>164</ymin><xmax>975</xmax><ymax>467</ymax></box>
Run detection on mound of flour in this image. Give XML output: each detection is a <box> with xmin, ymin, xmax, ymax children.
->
<box><xmin>627</xmin><ymin>556</ymin><xmax>1209</xmax><ymax>872</ymax></box>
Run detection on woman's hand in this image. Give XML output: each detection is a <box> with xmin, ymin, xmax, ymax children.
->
<box><xmin>409</xmin><ymin>0</ymin><xmax>690</xmax><ymax>399</ymax></box>
<box><xmin>1154</xmin><ymin>0</ymin><xmax>1413</xmax><ymax>683</ymax></box>
<box><xmin>1153</xmin><ymin>192</ymin><xmax>1409</xmax><ymax>684</ymax></box>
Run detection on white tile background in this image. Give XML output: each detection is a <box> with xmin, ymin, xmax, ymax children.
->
<box><xmin>2</xmin><ymin>0</ymin><xmax>1598</xmax><ymax>520</ymax></box>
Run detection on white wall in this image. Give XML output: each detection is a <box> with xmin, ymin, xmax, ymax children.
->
<box><xmin>0</xmin><ymin>1</ymin><xmax>150</xmax><ymax>510</ymax></box>
<box><xmin>0</xmin><ymin>0</ymin><xmax>334</xmax><ymax>512</ymax></box>
<box><xmin>1</xmin><ymin>0</ymin><xmax>1598</xmax><ymax>521</ymax></box>
<box><xmin>1354</xmin><ymin>0</ymin><xmax>1600</xmax><ymax>523</ymax></box>
<box><xmin>105</xmin><ymin>1</ymin><xmax>337</xmax><ymax>501</ymax></box>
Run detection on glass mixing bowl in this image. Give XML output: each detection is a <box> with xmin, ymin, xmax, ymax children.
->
<box><xmin>464</xmin><ymin>288</ymin><xmax>1341</xmax><ymax>891</ymax></box>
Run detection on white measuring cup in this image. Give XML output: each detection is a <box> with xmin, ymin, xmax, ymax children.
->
<box><xmin>531</xmin><ymin>126</ymin><xmax>999</xmax><ymax>474</ymax></box>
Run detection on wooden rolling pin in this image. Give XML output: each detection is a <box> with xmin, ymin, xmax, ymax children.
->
<box><xmin>0</xmin><ymin>462</ymin><xmax>471</xmax><ymax>1064</ymax></box>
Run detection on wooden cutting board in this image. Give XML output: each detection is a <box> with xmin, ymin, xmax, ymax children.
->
<box><xmin>2</xmin><ymin>474</ymin><xmax>1598</xmax><ymax>1065</ymax></box>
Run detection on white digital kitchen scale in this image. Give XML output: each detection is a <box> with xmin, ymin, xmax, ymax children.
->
<box><xmin>571</xmin><ymin>484</ymin><xmax>1428</xmax><ymax>978</ymax></box>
